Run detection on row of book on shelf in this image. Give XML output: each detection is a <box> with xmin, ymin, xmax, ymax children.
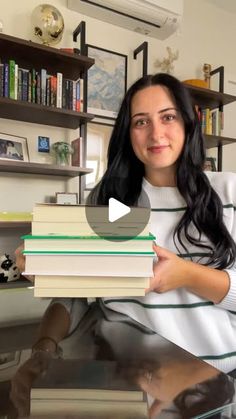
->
<box><xmin>0</xmin><ymin>59</ymin><xmax>84</xmax><ymax>111</ymax></box>
<box><xmin>22</xmin><ymin>203</ymin><xmax>154</xmax><ymax>298</ymax></box>
<box><xmin>196</xmin><ymin>105</ymin><xmax>223</xmax><ymax>136</ymax></box>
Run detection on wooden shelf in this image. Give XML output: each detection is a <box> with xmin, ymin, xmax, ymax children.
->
<box><xmin>0</xmin><ymin>97</ymin><xmax>94</xmax><ymax>129</ymax></box>
<box><xmin>204</xmin><ymin>134</ymin><xmax>236</xmax><ymax>149</ymax></box>
<box><xmin>0</xmin><ymin>160</ymin><xmax>93</xmax><ymax>177</ymax></box>
<box><xmin>0</xmin><ymin>221</ymin><xmax>31</xmax><ymax>228</ymax></box>
<box><xmin>185</xmin><ymin>84</ymin><xmax>236</xmax><ymax>109</ymax></box>
<box><xmin>0</xmin><ymin>33</ymin><xmax>94</xmax><ymax>80</ymax></box>
<box><xmin>0</xmin><ymin>280</ymin><xmax>32</xmax><ymax>289</ymax></box>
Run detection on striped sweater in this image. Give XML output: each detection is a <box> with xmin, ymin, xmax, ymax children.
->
<box><xmin>56</xmin><ymin>171</ymin><xmax>236</xmax><ymax>373</ymax></box>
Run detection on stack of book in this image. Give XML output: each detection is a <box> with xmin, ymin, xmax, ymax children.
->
<box><xmin>30</xmin><ymin>360</ymin><xmax>148</xmax><ymax>418</ymax></box>
<box><xmin>23</xmin><ymin>203</ymin><xmax>154</xmax><ymax>298</ymax></box>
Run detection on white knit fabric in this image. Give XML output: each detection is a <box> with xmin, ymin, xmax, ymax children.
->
<box><xmin>102</xmin><ymin>171</ymin><xmax>236</xmax><ymax>373</ymax></box>
<box><xmin>57</xmin><ymin>171</ymin><xmax>236</xmax><ymax>373</ymax></box>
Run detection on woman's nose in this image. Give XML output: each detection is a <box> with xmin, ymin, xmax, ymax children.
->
<box><xmin>150</xmin><ymin>120</ymin><xmax>165</xmax><ymax>141</ymax></box>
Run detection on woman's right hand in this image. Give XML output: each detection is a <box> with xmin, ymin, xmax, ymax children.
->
<box><xmin>15</xmin><ymin>243</ymin><xmax>34</xmax><ymax>282</ymax></box>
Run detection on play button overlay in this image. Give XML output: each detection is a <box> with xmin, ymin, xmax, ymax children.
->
<box><xmin>85</xmin><ymin>189</ymin><xmax>151</xmax><ymax>241</ymax></box>
<box><xmin>109</xmin><ymin>198</ymin><xmax>130</xmax><ymax>222</ymax></box>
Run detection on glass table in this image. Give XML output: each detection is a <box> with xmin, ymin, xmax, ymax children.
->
<box><xmin>0</xmin><ymin>300</ymin><xmax>235</xmax><ymax>418</ymax></box>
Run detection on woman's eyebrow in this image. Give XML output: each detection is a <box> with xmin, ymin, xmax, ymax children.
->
<box><xmin>131</xmin><ymin>107</ymin><xmax>177</xmax><ymax>119</ymax></box>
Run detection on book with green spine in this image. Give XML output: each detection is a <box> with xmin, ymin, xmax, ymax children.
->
<box><xmin>22</xmin><ymin>233</ymin><xmax>155</xmax><ymax>253</ymax></box>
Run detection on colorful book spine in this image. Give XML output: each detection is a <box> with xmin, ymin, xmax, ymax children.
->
<box><xmin>0</xmin><ymin>63</ymin><xmax>4</xmax><ymax>97</ymax></box>
<box><xmin>41</xmin><ymin>69</ymin><xmax>47</xmax><ymax>106</ymax></box>
<box><xmin>31</xmin><ymin>68</ymin><xmax>37</xmax><ymax>104</ymax></box>
<box><xmin>3</xmin><ymin>63</ymin><xmax>9</xmax><ymax>97</ymax></box>
<box><xmin>9</xmin><ymin>59</ymin><xmax>15</xmax><ymax>99</ymax></box>
<box><xmin>22</xmin><ymin>69</ymin><xmax>29</xmax><ymax>101</ymax></box>
<box><xmin>56</xmin><ymin>72</ymin><xmax>63</xmax><ymax>108</ymax></box>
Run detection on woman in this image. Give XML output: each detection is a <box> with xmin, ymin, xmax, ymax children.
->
<box><xmin>16</xmin><ymin>73</ymin><xmax>236</xmax><ymax>373</ymax></box>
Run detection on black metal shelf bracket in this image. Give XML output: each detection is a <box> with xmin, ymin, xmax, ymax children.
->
<box><xmin>133</xmin><ymin>42</ymin><xmax>148</xmax><ymax>76</ymax></box>
<box><xmin>73</xmin><ymin>21</ymin><xmax>86</xmax><ymax>56</ymax></box>
<box><xmin>210</xmin><ymin>66</ymin><xmax>224</xmax><ymax>171</ymax></box>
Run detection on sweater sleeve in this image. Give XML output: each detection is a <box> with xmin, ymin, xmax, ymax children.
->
<box><xmin>217</xmin><ymin>268</ymin><xmax>236</xmax><ymax>311</ymax></box>
<box><xmin>212</xmin><ymin>172</ymin><xmax>236</xmax><ymax>311</ymax></box>
<box><xmin>50</xmin><ymin>298</ymin><xmax>89</xmax><ymax>334</ymax></box>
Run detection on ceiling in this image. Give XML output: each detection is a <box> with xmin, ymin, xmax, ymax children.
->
<box><xmin>203</xmin><ymin>0</ymin><xmax>236</xmax><ymax>14</ymax></box>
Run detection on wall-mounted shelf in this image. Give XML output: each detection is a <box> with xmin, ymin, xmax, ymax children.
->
<box><xmin>0</xmin><ymin>279</ymin><xmax>31</xmax><ymax>289</ymax></box>
<box><xmin>204</xmin><ymin>134</ymin><xmax>236</xmax><ymax>149</ymax></box>
<box><xmin>0</xmin><ymin>221</ymin><xmax>31</xmax><ymax>228</ymax></box>
<box><xmin>0</xmin><ymin>97</ymin><xmax>94</xmax><ymax>129</ymax></box>
<box><xmin>0</xmin><ymin>160</ymin><xmax>92</xmax><ymax>177</ymax></box>
<box><xmin>185</xmin><ymin>84</ymin><xmax>236</xmax><ymax>109</ymax></box>
<box><xmin>186</xmin><ymin>83</ymin><xmax>236</xmax><ymax>171</ymax></box>
<box><xmin>0</xmin><ymin>33</ymin><xmax>94</xmax><ymax>80</ymax></box>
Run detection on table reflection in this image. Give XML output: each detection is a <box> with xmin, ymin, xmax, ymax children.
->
<box><xmin>0</xmin><ymin>302</ymin><xmax>235</xmax><ymax>418</ymax></box>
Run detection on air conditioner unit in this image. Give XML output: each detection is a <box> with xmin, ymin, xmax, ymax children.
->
<box><xmin>67</xmin><ymin>0</ymin><xmax>183</xmax><ymax>40</ymax></box>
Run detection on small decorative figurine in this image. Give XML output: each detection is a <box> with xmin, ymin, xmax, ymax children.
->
<box><xmin>154</xmin><ymin>46</ymin><xmax>179</xmax><ymax>74</ymax></box>
<box><xmin>203</xmin><ymin>63</ymin><xmax>212</xmax><ymax>88</ymax></box>
<box><xmin>0</xmin><ymin>254</ymin><xmax>20</xmax><ymax>283</ymax></box>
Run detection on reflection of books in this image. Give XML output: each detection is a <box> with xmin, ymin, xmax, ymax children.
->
<box><xmin>31</xmin><ymin>360</ymin><xmax>148</xmax><ymax>418</ymax></box>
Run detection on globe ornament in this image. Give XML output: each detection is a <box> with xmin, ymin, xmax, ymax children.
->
<box><xmin>31</xmin><ymin>4</ymin><xmax>64</xmax><ymax>46</ymax></box>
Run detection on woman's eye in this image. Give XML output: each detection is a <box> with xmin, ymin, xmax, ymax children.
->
<box><xmin>134</xmin><ymin>119</ymin><xmax>149</xmax><ymax>127</ymax></box>
<box><xmin>162</xmin><ymin>113</ymin><xmax>177</xmax><ymax>122</ymax></box>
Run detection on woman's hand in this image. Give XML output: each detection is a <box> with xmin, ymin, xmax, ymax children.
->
<box><xmin>15</xmin><ymin>243</ymin><xmax>34</xmax><ymax>282</ymax></box>
<box><xmin>147</xmin><ymin>243</ymin><xmax>230</xmax><ymax>303</ymax></box>
<box><xmin>146</xmin><ymin>243</ymin><xmax>190</xmax><ymax>294</ymax></box>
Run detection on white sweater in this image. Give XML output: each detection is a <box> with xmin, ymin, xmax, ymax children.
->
<box><xmin>55</xmin><ymin>171</ymin><xmax>236</xmax><ymax>373</ymax></box>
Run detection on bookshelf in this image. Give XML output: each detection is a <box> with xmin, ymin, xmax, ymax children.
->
<box><xmin>0</xmin><ymin>159</ymin><xmax>92</xmax><ymax>177</ymax></box>
<box><xmin>185</xmin><ymin>84</ymin><xmax>236</xmax><ymax>171</ymax></box>
<box><xmin>0</xmin><ymin>33</ymin><xmax>95</xmax><ymax>202</ymax></box>
<box><xmin>0</xmin><ymin>96</ymin><xmax>94</xmax><ymax>129</ymax></box>
<box><xmin>0</xmin><ymin>33</ymin><xmax>96</xmax><ymax>289</ymax></box>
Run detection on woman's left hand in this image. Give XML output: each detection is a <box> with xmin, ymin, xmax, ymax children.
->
<box><xmin>146</xmin><ymin>243</ymin><xmax>190</xmax><ymax>294</ymax></box>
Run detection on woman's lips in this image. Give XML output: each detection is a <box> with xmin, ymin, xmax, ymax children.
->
<box><xmin>147</xmin><ymin>145</ymin><xmax>169</xmax><ymax>153</ymax></box>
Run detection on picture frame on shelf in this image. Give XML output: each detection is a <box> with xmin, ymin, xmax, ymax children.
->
<box><xmin>204</xmin><ymin>157</ymin><xmax>217</xmax><ymax>171</ymax></box>
<box><xmin>86</xmin><ymin>44</ymin><xmax>127</xmax><ymax>120</ymax></box>
<box><xmin>71</xmin><ymin>137</ymin><xmax>82</xmax><ymax>167</ymax></box>
<box><xmin>38</xmin><ymin>136</ymin><xmax>50</xmax><ymax>153</ymax></box>
<box><xmin>0</xmin><ymin>132</ymin><xmax>29</xmax><ymax>162</ymax></box>
<box><xmin>56</xmin><ymin>192</ymin><xmax>78</xmax><ymax>205</ymax></box>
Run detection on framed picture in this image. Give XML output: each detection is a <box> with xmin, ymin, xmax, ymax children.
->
<box><xmin>56</xmin><ymin>193</ymin><xmax>78</xmax><ymax>205</ymax></box>
<box><xmin>0</xmin><ymin>132</ymin><xmax>29</xmax><ymax>162</ymax></box>
<box><xmin>86</xmin><ymin>45</ymin><xmax>127</xmax><ymax>119</ymax></box>
<box><xmin>204</xmin><ymin>157</ymin><xmax>217</xmax><ymax>171</ymax></box>
<box><xmin>38</xmin><ymin>136</ymin><xmax>50</xmax><ymax>153</ymax></box>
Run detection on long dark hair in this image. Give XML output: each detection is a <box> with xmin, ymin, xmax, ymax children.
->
<box><xmin>88</xmin><ymin>73</ymin><xmax>236</xmax><ymax>269</ymax></box>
